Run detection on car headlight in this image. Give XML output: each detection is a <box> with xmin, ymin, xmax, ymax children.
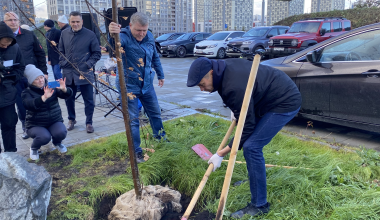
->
<box><xmin>242</xmin><ymin>40</ymin><xmax>253</xmax><ymax>45</ymax></box>
<box><xmin>268</xmin><ymin>39</ymin><xmax>273</xmax><ymax>46</ymax></box>
<box><xmin>206</xmin><ymin>44</ymin><xmax>218</xmax><ymax>49</ymax></box>
<box><xmin>291</xmin><ymin>39</ymin><xmax>298</xmax><ymax>47</ymax></box>
<box><xmin>167</xmin><ymin>45</ymin><xmax>177</xmax><ymax>50</ymax></box>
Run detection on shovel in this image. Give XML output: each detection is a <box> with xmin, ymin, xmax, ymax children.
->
<box><xmin>181</xmin><ymin>119</ymin><xmax>237</xmax><ymax>220</ymax></box>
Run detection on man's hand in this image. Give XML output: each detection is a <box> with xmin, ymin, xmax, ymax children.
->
<box><xmin>42</xmin><ymin>86</ymin><xmax>54</xmax><ymax>102</ymax></box>
<box><xmin>44</xmin><ymin>74</ymin><xmax>48</xmax><ymax>80</ymax></box>
<box><xmin>109</xmin><ymin>22</ymin><xmax>121</xmax><ymax>34</ymax></box>
<box><xmin>100</xmin><ymin>46</ymin><xmax>107</xmax><ymax>51</ymax></box>
<box><xmin>208</xmin><ymin>153</ymin><xmax>224</xmax><ymax>172</ymax></box>
<box><xmin>158</xmin><ymin>79</ymin><xmax>165</xmax><ymax>88</ymax></box>
<box><xmin>48</xmin><ymin>61</ymin><xmax>51</xmax><ymax>65</ymax></box>
<box><xmin>56</xmin><ymin>78</ymin><xmax>67</xmax><ymax>92</ymax></box>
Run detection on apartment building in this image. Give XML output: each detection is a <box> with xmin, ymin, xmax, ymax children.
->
<box><xmin>0</xmin><ymin>0</ymin><xmax>35</xmax><ymax>25</ymax></box>
<box><xmin>212</xmin><ymin>0</ymin><xmax>253</xmax><ymax>32</ymax></box>
<box><xmin>311</xmin><ymin>0</ymin><xmax>345</xmax><ymax>13</ymax></box>
<box><xmin>267</xmin><ymin>0</ymin><xmax>304</xmax><ymax>26</ymax></box>
<box><xmin>195</xmin><ymin>0</ymin><xmax>212</xmax><ymax>32</ymax></box>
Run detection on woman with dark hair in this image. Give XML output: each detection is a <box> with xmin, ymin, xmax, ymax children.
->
<box><xmin>22</xmin><ymin>64</ymin><xmax>73</xmax><ymax>160</ymax></box>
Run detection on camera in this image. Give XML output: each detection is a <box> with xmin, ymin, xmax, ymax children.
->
<box><xmin>0</xmin><ymin>60</ymin><xmax>19</xmax><ymax>82</ymax></box>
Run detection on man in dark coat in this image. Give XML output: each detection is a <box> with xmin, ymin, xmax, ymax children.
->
<box><xmin>0</xmin><ymin>21</ymin><xmax>25</xmax><ymax>153</ymax></box>
<box><xmin>4</xmin><ymin>12</ymin><xmax>48</xmax><ymax>139</ymax></box>
<box><xmin>187</xmin><ymin>57</ymin><xmax>302</xmax><ymax>219</ymax></box>
<box><xmin>58</xmin><ymin>15</ymin><xmax>70</xmax><ymax>32</ymax></box>
<box><xmin>58</xmin><ymin>11</ymin><xmax>101</xmax><ymax>133</ymax></box>
<box><xmin>44</xmin><ymin>19</ymin><xmax>62</xmax><ymax>80</ymax></box>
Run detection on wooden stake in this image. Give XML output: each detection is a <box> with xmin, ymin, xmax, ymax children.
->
<box><xmin>221</xmin><ymin>160</ymin><xmax>312</xmax><ymax>169</ymax></box>
<box><xmin>215</xmin><ymin>54</ymin><xmax>261</xmax><ymax>220</ymax></box>
<box><xmin>111</xmin><ymin>0</ymin><xmax>142</xmax><ymax>199</ymax></box>
<box><xmin>181</xmin><ymin>120</ymin><xmax>237</xmax><ymax>220</ymax></box>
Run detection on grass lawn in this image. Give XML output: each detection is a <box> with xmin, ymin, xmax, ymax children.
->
<box><xmin>35</xmin><ymin>114</ymin><xmax>380</xmax><ymax>220</ymax></box>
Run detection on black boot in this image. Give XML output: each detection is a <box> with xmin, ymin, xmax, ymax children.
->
<box><xmin>230</xmin><ymin>202</ymin><xmax>270</xmax><ymax>219</ymax></box>
<box><xmin>135</xmin><ymin>152</ymin><xmax>146</xmax><ymax>164</ymax></box>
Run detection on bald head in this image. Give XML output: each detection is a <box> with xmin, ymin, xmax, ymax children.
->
<box><xmin>4</xmin><ymin>12</ymin><xmax>20</xmax><ymax>32</ymax></box>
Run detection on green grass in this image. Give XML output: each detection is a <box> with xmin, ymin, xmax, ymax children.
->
<box><xmin>44</xmin><ymin>114</ymin><xmax>380</xmax><ymax>219</ymax></box>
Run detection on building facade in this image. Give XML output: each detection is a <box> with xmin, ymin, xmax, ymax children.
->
<box><xmin>267</xmin><ymin>0</ymin><xmax>304</xmax><ymax>26</ymax></box>
<box><xmin>212</xmin><ymin>0</ymin><xmax>253</xmax><ymax>32</ymax></box>
<box><xmin>311</xmin><ymin>0</ymin><xmax>345</xmax><ymax>13</ymax></box>
<box><xmin>195</xmin><ymin>0</ymin><xmax>212</xmax><ymax>32</ymax></box>
<box><xmin>0</xmin><ymin>0</ymin><xmax>35</xmax><ymax>26</ymax></box>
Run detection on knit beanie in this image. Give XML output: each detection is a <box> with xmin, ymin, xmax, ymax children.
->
<box><xmin>44</xmin><ymin>19</ymin><xmax>54</xmax><ymax>28</ymax></box>
<box><xmin>58</xmin><ymin>15</ymin><xmax>68</xmax><ymax>24</ymax></box>
<box><xmin>24</xmin><ymin>64</ymin><xmax>44</xmax><ymax>85</ymax></box>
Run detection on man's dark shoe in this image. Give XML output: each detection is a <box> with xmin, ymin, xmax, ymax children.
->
<box><xmin>66</xmin><ymin>120</ymin><xmax>76</xmax><ymax>131</ymax></box>
<box><xmin>230</xmin><ymin>202</ymin><xmax>270</xmax><ymax>219</ymax></box>
<box><xmin>86</xmin><ymin>124</ymin><xmax>94</xmax><ymax>133</ymax></box>
<box><xmin>22</xmin><ymin>131</ymin><xmax>29</xmax><ymax>139</ymax></box>
<box><xmin>135</xmin><ymin>152</ymin><xmax>145</xmax><ymax>164</ymax></box>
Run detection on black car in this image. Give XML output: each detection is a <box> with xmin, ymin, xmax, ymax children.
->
<box><xmin>261</xmin><ymin>22</ymin><xmax>380</xmax><ymax>133</ymax></box>
<box><xmin>227</xmin><ymin>26</ymin><xmax>289</xmax><ymax>58</ymax></box>
<box><xmin>155</xmin><ymin>32</ymin><xmax>185</xmax><ymax>44</ymax></box>
<box><xmin>160</xmin><ymin>32</ymin><xmax>211</xmax><ymax>58</ymax></box>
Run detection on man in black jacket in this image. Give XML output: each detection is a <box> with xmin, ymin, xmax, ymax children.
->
<box><xmin>187</xmin><ymin>57</ymin><xmax>302</xmax><ymax>219</ymax></box>
<box><xmin>58</xmin><ymin>11</ymin><xmax>101</xmax><ymax>133</ymax></box>
<box><xmin>0</xmin><ymin>21</ymin><xmax>25</xmax><ymax>153</ymax></box>
<box><xmin>4</xmin><ymin>12</ymin><xmax>48</xmax><ymax>139</ymax></box>
<box><xmin>44</xmin><ymin>19</ymin><xmax>62</xmax><ymax>80</ymax></box>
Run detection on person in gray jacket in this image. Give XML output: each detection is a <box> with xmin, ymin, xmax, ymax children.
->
<box><xmin>58</xmin><ymin>11</ymin><xmax>101</xmax><ymax>133</ymax></box>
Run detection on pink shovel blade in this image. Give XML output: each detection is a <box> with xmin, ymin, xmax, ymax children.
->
<box><xmin>192</xmin><ymin>144</ymin><xmax>213</xmax><ymax>160</ymax></box>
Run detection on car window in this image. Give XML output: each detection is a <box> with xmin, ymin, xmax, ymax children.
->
<box><xmin>195</xmin><ymin>34</ymin><xmax>204</xmax><ymax>40</ymax></box>
<box><xmin>288</xmin><ymin>22</ymin><xmax>321</xmax><ymax>33</ymax></box>
<box><xmin>243</xmin><ymin>27</ymin><xmax>270</xmax><ymax>37</ymax></box>
<box><xmin>207</xmin><ymin>32</ymin><xmax>230</xmax><ymax>40</ymax></box>
<box><xmin>319</xmin><ymin>29</ymin><xmax>380</xmax><ymax>62</ymax></box>
<box><xmin>333</xmin><ymin>22</ymin><xmax>342</xmax><ymax>32</ymax></box>
<box><xmin>172</xmin><ymin>34</ymin><xmax>183</xmax><ymax>40</ymax></box>
<box><xmin>279</xmin><ymin>28</ymin><xmax>288</xmax><ymax>34</ymax></box>
<box><xmin>156</xmin><ymin>33</ymin><xmax>172</xmax><ymax>40</ymax></box>
<box><xmin>228</xmin><ymin>32</ymin><xmax>243</xmax><ymax>39</ymax></box>
<box><xmin>344</xmin><ymin>21</ymin><xmax>351</xmax><ymax>31</ymax></box>
<box><xmin>204</xmin><ymin>33</ymin><xmax>211</xmax><ymax>39</ymax></box>
<box><xmin>177</xmin><ymin>33</ymin><xmax>193</xmax><ymax>40</ymax></box>
<box><xmin>321</xmin><ymin>22</ymin><xmax>331</xmax><ymax>33</ymax></box>
<box><xmin>267</xmin><ymin>28</ymin><xmax>278</xmax><ymax>37</ymax></box>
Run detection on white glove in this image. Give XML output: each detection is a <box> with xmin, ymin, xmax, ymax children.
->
<box><xmin>208</xmin><ymin>153</ymin><xmax>224</xmax><ymax>172</ymax></box>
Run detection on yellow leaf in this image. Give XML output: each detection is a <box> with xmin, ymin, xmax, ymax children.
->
<box><xmin>127</xmin><ymin>92</ymin><xmax>136</xmax><ymax>100</ymax></box>
<box><xmin>128</xmin><ymin>67</ymin><xmax>134</xmax><ymax>71</ymax></box>
<box><xmin>51</xmin><ymin>41</ymin><xmax>57</xmax><ymax>46</ymax></box>
<box><xmin>119</xmin><ymin>7</ymin><xmax>124</xmax><ymax>10</ymax></box>
<box><xmin>122</xmin><ymin>16</ymin><xmax>128</xmax><ymax>20</ymax></box>
<box><xmin>26</xmin><ymin>5</ymin><xmax>30</xmax><ymax>8</ymax></box>
<box><xmin>117</xmin><ymin>42</ymin><xmax>121</xmax><ymax>46</ymax></box>
<box><xmin>79</xmin><ymin>75</ymin><xmax>85</xmax><ymax>80</ymax></box>
<box><xmin>144</xmin><ymin>153</ymin><xmax>150</xmax><ymax>161</ymax></box>
<box><xmin>138</xmin><ymin>77</ymin><xmax>143</xmax><ymax>81</ymax></box>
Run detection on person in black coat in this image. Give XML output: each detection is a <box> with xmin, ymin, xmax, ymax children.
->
<box><xmin>22</xmin><ymin>64</ymin><xmax>73</xmax><ymax>161</ymax></box>
<box><xmin>4</xmin><ymin>12</ymin><xmax>48</xmax><ymax>140</ymax></box>
<box><xmin>187</xmin><ymin>58</ymin><xmax>302</xmax><ymax>219</ymax></box>
<box><xmin>0</xmin><ymin>21</ymin><xmax>25</xmax><ymax>153</ymax></box>
<box><xmin>44</xmin><ymin>19</ymin><xmax>62</xmax><ymax>80</ymax></box>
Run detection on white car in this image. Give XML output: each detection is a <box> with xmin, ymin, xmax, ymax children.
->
<box><xmin>194</xmin><ymin>31</ymin><xmax>245</xmax><ymax>59</ymax></box>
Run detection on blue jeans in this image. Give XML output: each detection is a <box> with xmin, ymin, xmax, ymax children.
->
<box><xmin>242</xmin><ymin>107</ymin><xmax>300</xmax><ymax>207</ymax></box>
<box><xmin>128</xmin><ymin>85</ymin><xmax>165</xmax><ymax>154</ymax></box>
<box><xmin>52</xmin><ymin>64</ymin><xmax>62</xmax><ymax>80</ymax></box>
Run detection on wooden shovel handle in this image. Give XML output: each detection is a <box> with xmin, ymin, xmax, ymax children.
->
<box><xmin>181</xmin><ymin>120</ymin><xmax>236</xmax><ymax>220</ymax></box>
<box><xmin>216</xmin><ymin>55</ymin><xmax>261</xmax><ymax>220</ymax></box>
<box><xmin>221</xmin><ymin>160</ymin><xmax>312</xmax><ymax>169</ymax></box>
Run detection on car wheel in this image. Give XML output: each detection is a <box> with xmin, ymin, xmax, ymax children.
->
<box><xmin>216</xmin><ymin>48</ymin><xmax>226</xmax><ymax>59</ymax></box>
<box><xmin>254</xmin><ymin>46</ymin><xmax>264</xmax><ymax>53</ymax></box>
<box><xmin>176</xmin><ymin>46</ymin><xmax>187</xmax><ymax>58</ymax></box>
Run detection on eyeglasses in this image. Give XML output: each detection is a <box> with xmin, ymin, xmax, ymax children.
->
<box><xmin>5</xmin><ymin>19</ymin><xmax>19</xmax><ymax>22</ymax></box>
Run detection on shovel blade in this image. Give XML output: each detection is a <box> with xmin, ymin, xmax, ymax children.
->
<box><xmin>192</xmin><ymin>144</ymin><xmax>213</xmax><ymax>160</ymax></box>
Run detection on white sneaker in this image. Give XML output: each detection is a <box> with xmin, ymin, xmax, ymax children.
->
<box><xmin>54</xmin><ymin>143</ymin><xmax>67</xmax><ymax>153</ymax></box>
<box><xmin>30</xmin><ymin>149</ymin><xmax>39</xmax><ymax>160</ymax></box>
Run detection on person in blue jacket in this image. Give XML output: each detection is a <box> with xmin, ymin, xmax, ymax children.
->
<box><xmin>109</xmin><ymin>12</ymin><xmax>166</xmax><ymax>163</ymax></box>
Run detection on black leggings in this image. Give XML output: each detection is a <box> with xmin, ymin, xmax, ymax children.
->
<box><xmin>27</xmin><ymin>122</ymin><xmax>67</xmax><ymax>150</ymax></box>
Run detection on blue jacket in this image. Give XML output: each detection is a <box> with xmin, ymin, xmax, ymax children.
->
<box><xmin>110</xmin><ymin>26</ymin><xmax>164</xmax><ymax>94</ymax></box>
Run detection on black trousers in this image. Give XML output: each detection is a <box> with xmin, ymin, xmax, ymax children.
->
<box><xmin>15</xmin><ymin>78</ymin><xmax>27</xmax><ymax>130</ymax></box>
<box><xmin>27</xmin><ymin>122</ymin><xmax>67</xmax><ymax>150</ymax></box>
<box><xmin>0</xmin><ymin>104</ymin><xmax>18</xmax><ymax>152</ymax></box>
<box><xmin>65</xmin><ymin>83</ymin><xmax>94</xmax><ymax>125</ymax></box>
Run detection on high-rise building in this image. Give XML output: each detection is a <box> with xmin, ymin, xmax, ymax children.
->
<box><xmin>212</xmin><ymin>0</ymin><xmax>253</xmax><ymax>32</ymax></box>
<box><xmin>0</xmin><ymin>0</ymin><xmax>35</xmax><ymax>26</ymax></box>
<box><xmin>134</xmin><ymin>0</ymin><xmax>192</xmax><ymax>37</ymax></box>
<box><xmin>195</xmin><ymin>0</ymin><xmax>212</xmax><ymax>32</ymax></box>
<box><xmin>311</xmin><ymin>0</ymin><xmax>345</xmax><ymax>13</ymax></box>
<box><xmin>267</xmin><ymin>0</ymin><xmax>304</xmax><ymax>26</ymax></box>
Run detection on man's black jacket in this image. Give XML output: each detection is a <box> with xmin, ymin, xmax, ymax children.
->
<box><xmin>217</xmin><ymin>59</ymin><xmax>302</xmax><ymax>149</ymax></box>
<box><xmin>22</xmin><ymin>82</ymin><xmax>73</xmax><ymax>129</ymax></box>
<box><xmin>60</xmin><ymin>24</ymin><xmax>70</xmax><ymax>32</ymax></box>
<box><xmin>0</xmin><ymin>21</ymin><xmax>25</xmax><ymax>108</ymax></box>
<box><xmin>15</xmin><ymin>28</ymin><xmax>48</xmax><ymax>75</ymax></box>
<box><xmin>45</xmin><ymin>27</ymin><xmax>61</xmax><ymax>66</ymax></box>
<box><xmin>58</xmin><ymin>27</ymin><xmax>101</xmax><ymax>85</ymax></box>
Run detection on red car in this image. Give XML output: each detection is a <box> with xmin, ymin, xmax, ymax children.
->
<box><xmin>266</xmin><ymin>17</ymin><xmax>351</xmax><ymax>58</ymax></box>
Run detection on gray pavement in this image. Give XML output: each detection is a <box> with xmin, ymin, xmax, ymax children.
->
<box><xmin>2</xmin><ymin>54</ymin><xmax>379</xmax><ymax>158</ymax></box>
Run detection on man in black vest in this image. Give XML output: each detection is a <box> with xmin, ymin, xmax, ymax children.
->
<box><xmin>0</xmin><ymin>21</ymin><xmax>25</xmax><ymax>152</ymax></box>
<box><xmin>187</xmin><ymin>57</ymin><xmax>302</xmax><ymax>218</ymax></box>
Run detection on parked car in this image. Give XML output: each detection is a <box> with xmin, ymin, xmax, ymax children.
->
<box><xmin>155</xmin><ymin>32</ymin><xmax>185</xmax><ymax>44</ymax></box>
<box><xmin>261</xmin><ymin>22</ymin><xmax>380</xmax><ymax>133</ymax></box>
<box><xmin>160</xmin><ymin>32</ymin><xmax>211</xmax><ymax>58</ymax></box>
<box><xmin>266</xmin><ymin>17</ymin><xmax>351</xmax><ymax>59</ymax></box>
<box><xmin>227</xmin><ymin>26</ymin><xmax>289</xmax><ymax>58</ymax></box>
<box><xmin>193</xmin><ymin>31</ymin><xmax>244</xmax><ymax>59</ymax></box>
